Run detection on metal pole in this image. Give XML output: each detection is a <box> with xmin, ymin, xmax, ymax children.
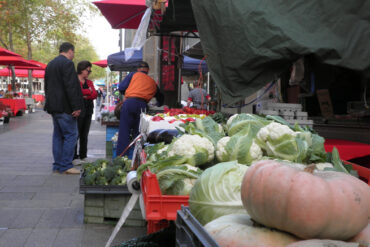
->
<box><xmin>207</xmin><ymin>72</ymin><xmax>210</xmax><ymax>110</ymax></box>
<box><xmin>177</xmin><ymin>36</ymin><xmax>183</xmax><ymax>106</ymax></box>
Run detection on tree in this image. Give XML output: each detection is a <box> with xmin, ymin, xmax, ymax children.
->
<box><xmin>0</xmin><ymin>0</ymin><xmax>101</xmax><ymax>94</ymax></box>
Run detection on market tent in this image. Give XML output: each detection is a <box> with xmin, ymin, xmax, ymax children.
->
<box><xmin>191</xmin><ymin>0</ymin><xmax>370</xmax><ymax>104</ymax></box>
<box><xmin>15</xmin><ymin>60</ymin><xmax>46</xmax><ymax>70</ymax></box>
<box><xmin>182</xmin><ymin>56</ymin><xmax>208</xmax><ymax>73</ymax></box>
<box><xmin>107</xmin><ymin>49</ymin><xmax>143</xmax><ymax>71</ymax></box>
<box><xmin>0</xmin><ymin>56</ymin><xmax>40</xmax><ymax>67</ymax></box>
<box><xmin>0</xmin><ymin>47</ymin><xmax>21</xmax><ymax>57</ymax></box>
<box><xmin>93</xmin><ymin>0</ymin><xmax>147</xmax><ymax>29</ymax></box>
<box><xmin>0</xmin><ymin>68</ymin><xmax>45</xmax><ymax>78</ymax></box>
<box><xmin>92</xmin><ymin>59</ymin><xmax>108</xmax><ymax>68</ymax></box>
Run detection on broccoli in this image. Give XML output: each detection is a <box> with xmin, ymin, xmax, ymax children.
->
<box><xmin>96</xmin><ymin>176</ymin><xmax>109</xmax><ymax>185</ymax></box>
<box><xmin>84</xmin><ymin>173</ymin><xmax>97</xmax><ymax>185</ymax></box>
<box><xmin>103</xmin><ymin>166</ymin><xmax>117</xmax><ymax>182</ymax></box>
<box><xmin>111</xmin><ymin>174</ymin><xmax>127</xmax><ymax>185</ymax></box>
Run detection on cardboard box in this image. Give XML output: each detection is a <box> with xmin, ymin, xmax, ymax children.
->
<box><xmin>316</xmin><ymin>89</ymin><xmax>334</xmax><ymax>118</ymax></box>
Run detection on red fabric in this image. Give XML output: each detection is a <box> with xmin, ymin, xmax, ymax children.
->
<box><xmin>80</xmin><ymin>79</ymin><xmax>98</xmax><ymax>100</ymax></box>
<box><xmin>0</xmin><ymin>47</ymin><xmax>21</xmax><ymax>57</ymax></box>
<box><xmin>324</xmin><ymin>139</ymin><xmax>370</xmax><ymax>161</ymax></box>
<box><xmin>92</xmin><ymin>59</ymin><xmax>108</xmax><ymax>68</ymax></box>
<box><xmin>32</xmin><ymin>94</ymin><xmax>45</xmax><ymax>102</ymax></box>
<box><xmin>0</xmin><ymin>68</ymin><xmax>44</xmax><ymax>78</ymax></box>
<box><xmin>0</xmin><ymin>56</ymin><xmax>40</xmax><ymax>67</ymax></box>
<box><xmin>15</xmin><ymin>60</ymin><xmax>46</xmax><ymax>70</ymax></box>
<box><xmin>0</xmin><ymin>99</ymin><xmax>26</xmax><ymax>115</ymax></box>
<box><xmin>93</xmin><ymin>0</ymin><xmax>146</xmax><ymax>29</ymax></box>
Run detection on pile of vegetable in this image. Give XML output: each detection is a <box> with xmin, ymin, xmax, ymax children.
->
<box><xmin>139</xmin><ymin>113</ymin><xmax>357</xmax><ymax>197</ymax></box>
<box><xmin>163</xmin><ymin>106</ymin><xmax>215</xmax><ymax>116</ymax></box>
<box><xmin>82</xmin><ymin>157</ymin><xmax>131</xmax><ymax>186</ymax></box>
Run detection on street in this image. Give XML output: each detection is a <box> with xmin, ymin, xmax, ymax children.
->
<box><xmin>0</xmin><ymin>109</ymin><xmax>146</xmax><ymax>247</ymax></box>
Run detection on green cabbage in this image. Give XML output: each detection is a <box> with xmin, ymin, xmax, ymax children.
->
<box><xmin>189</xmin><ymin>161</ymin><xmax>249</xmax><ymax>225</ymax></box>
<box><xmin>227</xmin><ymin>113</ymin><xmax>270</xmax><ymax>136</ymax></box>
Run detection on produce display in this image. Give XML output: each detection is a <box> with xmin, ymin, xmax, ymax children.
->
<box><xmin>82</xmin><ymin>157</ymin><xmax>131</xmax><ymax>186</ymax></box>
<box><xmin>205</xmin><ymin>214</ymin><xmax>299</xmax><ymax>247</ymax></box>
<box><xmin>241</xmin><ymin>160</ymin><xmax>370</xmax><ymax>240</ymax></box>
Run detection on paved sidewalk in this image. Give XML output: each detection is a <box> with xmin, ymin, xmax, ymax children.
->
<box><xmin>0</xmin><ymin>110</ymin><xmax>146</xmax><ymax>247</ymax></box>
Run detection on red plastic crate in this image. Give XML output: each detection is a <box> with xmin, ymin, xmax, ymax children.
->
<box><xmin>141</xmin><ymin>170</ymin><xmax>189</xmax><ymax>233</ymax></box>
<box><xmin>343</xmin><ymin>161</ymin><xmax>370</xmax><ymax>185</ymax></box>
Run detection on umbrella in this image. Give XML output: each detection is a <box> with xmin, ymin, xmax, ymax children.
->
<box><xmin>92</xmin><ymin>59</ymin><xmax>108</xmax><ymax>68</ymax></box>
<box><xmin>0</xmin><ymin>56</ymin><xmax>41</xmax><ymax>67</ymax></box>
<box><xmin>0</xmin><ymin>47</ymin><xmax>21</xmax><ymax>57</ymax></box>
<box><xmin>0</xmin><ymin>68</ymin><xmax>44</xmax><ymax>78</ymax></box>
<box><xmin>15</xmin><ymin>60</ymin><xmax>46</xmax><ymax>70</ymax></box>
<box><xmin>93</xmin><ymin>0</ymin><xmax>147</xmax><ymax>29</ymax></box>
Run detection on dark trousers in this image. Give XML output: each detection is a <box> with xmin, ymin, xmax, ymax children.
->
<box><xmin>116</xmin><ymin>98</ymin><xmax>147</xmax><ymax>156</ymax></box>
<box><xmin>74</xmin><ymin>111</ymin><xmax>92</xmax><ymax>159</ymax></box>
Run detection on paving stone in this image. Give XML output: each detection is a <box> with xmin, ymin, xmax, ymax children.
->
<box><xmin>1</xmin><ymin>185</ymin><xmax>46</xmax><ymax>193</ymax></box>
<box><xmin>0</xmin><ymin>192</ymin><xmax>35</xmax><ymax>200</ymax></box>
<box><xmin>0</xmin><ymin>228</ymin><xmax>32</xmax><ymax>247</ymax></box>
<box><xmin>53</xmin><ymin>228</ymin><xmax>83</xmax><ymax>247</ymax></box>
<box><xmin>0</xmin><ymin>208</ymin><xmax>23</xmax><ymax>228</ymax></box>
<box><xmin>11</xmin><ymin>208</ymin><xmax>45</xmax><ymax>228</ymax></box>
<box><xmin>60</xmin><ymin>208</ymin><xmax>84</xmax><ymax>228</ymax></box>
<box><xmin>24</xmin><ymin>229</ymin><xmax>59</xmax><ymax>247</ymax></box>
<box><xmin>35</xmin><ymin>209</ymin><xmax>67</xmax><ymax>229</ymax></box>
<box><xmin>8</xmin><ymin>175</ymin><xmax>48</xmax><ymax>186</ymax></box>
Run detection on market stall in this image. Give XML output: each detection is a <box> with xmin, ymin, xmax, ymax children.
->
<box><xmin>0</xmin><ymin>98</ymin><xmax>27</xmax><ymax>116</ymax></box>
<box><xmin>32</xmin><ymin>94</ymin><xmax>45</xmax><ymax>103</ymax></box>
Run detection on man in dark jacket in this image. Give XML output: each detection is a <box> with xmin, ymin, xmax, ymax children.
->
<box><xmin>44</xmin><ymin>42</ymin><xmax>83</xmax><ymax>174</ymax></box>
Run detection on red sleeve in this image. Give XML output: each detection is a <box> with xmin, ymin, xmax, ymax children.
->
<box><xmin>84</xmin><ymin>80</ymin><xmax>98</xmax><ymax>100</ymax></box>
<box><xmin>80</xmin><ymin>82</ymin><xmax>91</xmax><ymax>96</ymax></box>
<box><xmin>187</xmin><ymin>97</ymin><xmax>193</xmax><ymax>102</ymax></box>
<box><xmin>206</xmin><ymin>95</ymin><xmax>211</xmax><ymax>100</ymax></box>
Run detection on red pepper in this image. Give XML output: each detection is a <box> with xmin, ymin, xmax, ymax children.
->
<box><xmin>151</xmin><ymin>116</ymin><xmax>164</xmax><ymax>121</ymax></box>
<box><xmin>168</xmin><ymin>119</ymin><xmax>177</xmax><ymax>124</ymax></box>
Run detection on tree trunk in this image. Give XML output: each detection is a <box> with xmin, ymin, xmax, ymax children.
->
<box><xmin>8</xmin><ymin>25</ymin><xmax>16</xmax><ymax>93</ymax></box>
<box><xmin>26</xmin><ymin>30</ymin><xmax>33</xmax><ymax>97</ymax></box>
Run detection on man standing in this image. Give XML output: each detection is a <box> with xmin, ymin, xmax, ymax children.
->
<box><xmin>44</xmin><ymin>42</ymin><xmax>83</xmax><ymax>174</ymax></box>
<box><xmin>187</xmin><ymin>81</ymin><xmax>211</xmax><ymax>109</ymax></box>
<box><xmin>117</xmin><ymin>61</ymin><xmax>164</xmax><ymax>157</ymax></box>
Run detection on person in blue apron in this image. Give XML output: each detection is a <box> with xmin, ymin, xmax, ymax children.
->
<box><xmin>116</xmin><ymin>61</ymin><xmax>164</xmax><ymax>158</ymax></box>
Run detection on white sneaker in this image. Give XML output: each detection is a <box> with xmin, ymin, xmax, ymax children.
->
<box><xmin>80</xmin><ymin>158</ymin><xmax>93</xmax><ymax>164</ymax></box>
<box><xmin>72</xmin><ymin>159</ymin><xmax>82</xmax><ymax>166</ymax></box>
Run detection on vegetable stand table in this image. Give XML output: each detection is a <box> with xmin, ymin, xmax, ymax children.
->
<box><xmin>0</xmin><ymin>98</ymin><xmax>26</xmax><ymax>116</ymax></box>
<box><xmin>32</xmin><ymin>94</ymin><xmax>45</xmax><ymax>102</ymax></box>
<box><xmin>324</xmin><ymin>139</ymin><xmax>370</xmax><ymax>161</ymax></box>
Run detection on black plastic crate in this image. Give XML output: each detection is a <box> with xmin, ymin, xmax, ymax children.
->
<box><xmin>175</xmin><ymin>206</ymin><xmax>220</xmax><ymax>247</ymax></box>
<box><xmin>79</xmin><ymin>172</ymin><xmax>131</xmax><ymax>195</ymax></box>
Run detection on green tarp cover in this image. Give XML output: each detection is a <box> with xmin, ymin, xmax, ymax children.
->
<box><xmin>190</xmin><ymin>0</ymin><xmax>370</xmax><ymax>104</ymax></box>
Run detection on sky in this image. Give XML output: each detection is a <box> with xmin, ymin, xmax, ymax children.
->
<box><xmin>85</xmin><ymin>11</ymin><xmax>123</xmax><ymax>60</ymax></box>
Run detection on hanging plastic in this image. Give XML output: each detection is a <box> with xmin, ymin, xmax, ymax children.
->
<box><xmin>125</xmin><ymin>8</ymin><xmax>152</xmax><ymax>61</ymax></box>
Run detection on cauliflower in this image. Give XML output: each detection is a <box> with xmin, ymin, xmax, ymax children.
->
<box><xmin>257</xmin><ymin>122</ymin><xmax>297</xmax><ymax>142</ymax></box>
<box><xmin>255</xmin><ymin>122</ymin><xmax>310</xmax><ymax>163</ymax></box>
<box><xmin>215</xmin><ymin>135</ymin><xmax>262</xmax><ymax>165</ymax></box>
<box><xmin>168</xmin><ymin>134</ymin><xmax>215</xmax><ymax>166</ymax></box>
<box><xmin>315</xmin><ymin>163</ymin><xmax>334</xmax><ymax>171</ymax></box>
<box><xmin>226</xmin><ymin>114</ymin><xmax>239</xmax><ymax>127</ymax></box>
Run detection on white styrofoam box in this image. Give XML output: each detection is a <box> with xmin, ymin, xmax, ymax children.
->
<box><xmin>280</xmin><ymin>111</ymin><xmax>295</xmax><ymax>117</ymax></box>
<box><xmin>139</xmin><ymin>113</ymin><xmax>183</xmax><ymax>136</ymax></box>
<box><xmin>260</xmin><ymin>110</ymin><xmax>279</xmax><ymax>116</ymax></box>
<box><xmin>0</xmin><ymin>118</ymin><xmax>3</xmax><ymax>125</ymax></box>
<box><xmin>25</xmin><ymin>110</ymin><xmax>29</xmax><ymax>114</ymax></box>
<box><xmin>295</xmin><ymin>111</ymin><xmax>308</xmax><ymax>120</ymax></box>
<box><xmin>267</xmin><ymin>102</ymin><xmax>302</xmax><ymax>112</ymax></box>
<box><xmin>286</xmin><ymin>119</ymin><xmax>313</xmax><ymax>128</ymax></box>
<box><xmin>31</xmin><ymin>108</ymin><xmax>35</xmax><ymax>113</ymax></box>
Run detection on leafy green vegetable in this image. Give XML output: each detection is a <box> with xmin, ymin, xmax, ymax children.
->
<box><xmin>189</xmin><ymin>161</ymin><xmax>249</xmax><ymax>225</ymax></box>
<box><xmin>227</xmin><ymin>114</ymin><xmax>270</xmax><ymax>136</ymax></box>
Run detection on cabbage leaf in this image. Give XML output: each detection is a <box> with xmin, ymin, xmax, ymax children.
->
<box><xmin>189</xmin><ymin>161</ymin><xmax>249</xmax><ymax>225</ymax></box>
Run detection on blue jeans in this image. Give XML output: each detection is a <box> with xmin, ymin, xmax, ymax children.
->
<box><xmin>52</xmin><ymin>113</ymin><xmax>78</xmax><ymax>172</ymax></box>
<box><xmin>116</xmin><ymin>98</ymin><xmax>147</xmax><ymax>158</ymax></box>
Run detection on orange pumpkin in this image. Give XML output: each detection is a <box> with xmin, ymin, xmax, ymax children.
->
<box><xmin>286</xmin><ymin>239</ymin><xmax>361</xmax><ymax>247</ymax></box>
<box><xmin>205</xmin><ymin>214</ymin><xmax>299</xmax><ymax>247</ymax></box>
<box><xmin>350</xmin><ymin>223</ymin><xmax>370</xmax><ymax>245</ymax></box>
<box><xmin>241</xmin><ymin>160</ymin><xmax>370</xmax><ymax>240</ymax></box>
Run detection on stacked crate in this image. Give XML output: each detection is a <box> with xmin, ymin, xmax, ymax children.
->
<box><xmin>260</xmin><ymin>102</ymin><xmax>313</xmax><ymax>128</ymax></box>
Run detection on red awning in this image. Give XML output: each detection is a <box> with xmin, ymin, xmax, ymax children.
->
<box><xmin>15</xmin><ymin>60</ymin><xmax>46</xmax><ymax>70</ymax></box>
<box><xmin>0</xmin><ymin>47</ymin><xmax>21</xmax><ymax>57</ymax></box>
<box><xmin>0</xmin><ymin>56</ymin><xmax>41</xmax><ymax>67</ymax></box>
<box><xmin>93</xmin><ymin>0</ymin><xmax>147</xmax><ymax>29</ymax></box>
<box><xmin>0</xmin><ymin>68</ymin><xmax>45</xmax><ymax>78</ymax></box>
<box><xmin>92</xmin><ymin>59</ymin><xmax>108</xmax><ymax>68</ymax></box>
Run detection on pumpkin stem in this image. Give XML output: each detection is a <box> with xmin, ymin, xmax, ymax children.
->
<box><xmin>304</xmin><ymin>164</ymin><xmax>316</xmax><ymax>174</ymax></box>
